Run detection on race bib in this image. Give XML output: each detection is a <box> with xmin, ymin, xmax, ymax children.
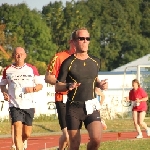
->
<box><xmin>85</xmin><ymin>98</ymin><xmax>101</xmax><ymax>115</ymax></box>
<box><xmin>15</xmin><ymin>87</ymin><xmax>24</xmax><ymax>100</ymax></box>
<box><xmin>63</xmin><ymin>95</ymin><xmax>67</xmax><ymax>103</ymax></box>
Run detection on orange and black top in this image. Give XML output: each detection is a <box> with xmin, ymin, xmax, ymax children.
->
<box><xmin>47</xmin><ymin>50</ymin><xmax>70</xmax><ymax>101</ymax></box>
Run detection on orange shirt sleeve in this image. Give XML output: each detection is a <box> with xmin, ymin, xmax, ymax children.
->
<box><xmin>47</xmin><ymin>54</ymin><xmax>60</xmax><ymax>78</ymax></box>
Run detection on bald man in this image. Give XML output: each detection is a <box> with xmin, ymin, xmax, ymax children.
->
<box><xmin>0</xmin><ymin>47</ymin><xmax>43</xmax><ymax>150</ymax></box>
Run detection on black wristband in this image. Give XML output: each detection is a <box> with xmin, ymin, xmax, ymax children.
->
<box><xmin>66</xmin><ymin>83</ymin><xmax>71</xmax><ymax>90</ymax></box>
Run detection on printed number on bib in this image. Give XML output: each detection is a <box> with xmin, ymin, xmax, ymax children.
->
<box><xmin>15</xmin><ymin>87</ymin><xmax>24</xmax><ymax>99</ymax></box>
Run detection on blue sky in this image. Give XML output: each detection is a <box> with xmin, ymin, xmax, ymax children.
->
<box><xmin>0</xmin><ymin>0</ymin><xmax>71</xmax><ymax>11</ymax></box>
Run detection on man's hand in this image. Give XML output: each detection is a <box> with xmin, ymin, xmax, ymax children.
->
<box><xmin>99</xmin><ymin>79</ymin><xmax>108</xmax><ymax>90</ymax></box>
<box><xmin>67</xmin><ymin>83</ymin><xmax>81</xmax><ymax>91</ymax></box>
<box><xmin>25</xmin><ymin>87</ymin><xmax>34</xmax><ymax>93</ymax></box>
<box><xmin>25</xmin><ymin>84</ymin><xmax>43</xmax><ymax>93</ymax></box>
<box><xmin>45</xmin><ymin>72</ymin><xmax>56</xmax><ymax>85</ymax></box>
<box><xmin>3</xmin><ymin>92</ymin><xmax>10</xmax><ymax>101</ymax></box>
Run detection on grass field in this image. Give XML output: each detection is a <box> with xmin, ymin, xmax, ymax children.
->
<box><xmin>1</xmin><ymin>115</ymin><xmax>150</xmax><ymax>135</ymax></box>
<box><xmin>74</xmin><ymin>139</ymin><xmax>150</xmax><ymax>150</ymax></box>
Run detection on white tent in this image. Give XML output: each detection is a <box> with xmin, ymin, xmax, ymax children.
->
<box><xmin>111</xmin><ymin>54</ymin><xmax>150</xmax><ymax>72</ymax></box>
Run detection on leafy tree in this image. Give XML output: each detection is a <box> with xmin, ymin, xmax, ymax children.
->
<box><xmin>0</xmin><ymin>3</ymin><xmax>57</xmax><ymax>74</ymax></box>
<box><xmin>1</xmin><ymin>0</ymin><xmax>150</xmax><ymax>73</ymax></box>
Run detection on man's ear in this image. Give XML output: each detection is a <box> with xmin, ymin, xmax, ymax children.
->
<box><xmin>25</xmin><ymin>53</ymin><xmax>27</xmax><ymax>58</ymax></box>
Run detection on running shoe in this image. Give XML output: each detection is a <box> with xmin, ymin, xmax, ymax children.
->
<box><xmin>10</xmin><ymin>145</ymin><xmax>16</xmax><ymax>150</ymax></box>
<box><xmin>146</xmin><ymin>127</ymin><xmax>150</xmax><ymax>136</ymax></box>
<box><xmin>135</xmin><ymin>134</ymin><xmax>143</xmax><ymax>138</ymax></box>
<box><xmin>23</xmin><ymin>140</ymin><xmax>27</xmax><ymax>150</ymax></box>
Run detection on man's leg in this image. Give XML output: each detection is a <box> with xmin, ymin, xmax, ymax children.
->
<box><xmin>65</xmin><ymin>101</ymin><xmax>84</xmax><ymax>150</ymax></box>
<box><xmin>11</xmin><ymin>124</ymin><xmax>15</xmax><ymax>145</ymax></box>
<box><xmin>67</xmin><ymin>130</ymin><xmax>81</xmax><ymax>150</ymax></box>
<box><xmin>10</xmin><ymin>124</ymin><xmax>16</xmax><ymax>150</ymax></box>
<box><xmin>59</xmin><ymin>127</ymin><xmax>69</xmax><ymax>150</ymax></box>
<box><xmin>56</xmin><ymin>101</ymin><xmax>69</xmax><ymax>150</ymax></box>
<box><xmin>9</xmin><ymin>107</ymin><xmax>24</xmax><ymax>150</ymax></box>
<box><xmin>22</xmin><ymin>125</ymin><xmax>32</xmax><ymax>149</ymax></box>
<box><xmin>9</xmin><ymin>112</ymin><xmax>16</xmax><ymax>150</ymax></box>
<box><xmin>86</xmin><ymin>121</ymin><xmax>102</xmax><ymax>150</ymax></box>
<box><xmin>22</xmin><ymin>108</ymin><xmax>34</xmax><ymax>149</ymax></box>
<box><xmin>14</xmin><ymin>121</ymin><xmax>23</xmax><ymax>150</ymax></box>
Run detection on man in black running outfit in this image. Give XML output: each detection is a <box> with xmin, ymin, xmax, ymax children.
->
<box><xmin>55</xmin><ymin>27</ymin><xmax>107</xmax><ymax>150</ymax></box>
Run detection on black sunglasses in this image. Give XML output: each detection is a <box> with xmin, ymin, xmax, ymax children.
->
<box><xmin>77</xmin><ymin>37</ymin><xmax>90</xmax><ymax>41</ymax></box>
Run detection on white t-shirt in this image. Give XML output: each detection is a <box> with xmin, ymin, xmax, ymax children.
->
<box><xmin>0</xmin><ymin>63</ymin><xmax>42</xmax><ymax>109</ymax></box>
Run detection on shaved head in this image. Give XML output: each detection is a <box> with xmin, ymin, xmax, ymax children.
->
<box><xmin>12</xmin><ymin>47</ymin><xmax>27</xmax><ymax>66</ymax></box>
<box><xmin>12</xmin><ymin>47</ymin><xmax>26</xmax><ymax>57</ymax></box>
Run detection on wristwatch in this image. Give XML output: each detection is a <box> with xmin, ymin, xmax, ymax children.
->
<box><xmin>56</xmin><ymin>80</ymin><xmax>59</xmax><ymax>83</ymax></box>
<box><xmin>33</xmin><ymin>87</ymin><xmax>36</xmax><ymax>92</ymax></box>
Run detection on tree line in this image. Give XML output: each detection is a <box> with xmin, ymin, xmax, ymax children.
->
<box><xmin>0</xmin><ymin>0</ymin><xmax>150</xmax><ymax>74</ymax></box>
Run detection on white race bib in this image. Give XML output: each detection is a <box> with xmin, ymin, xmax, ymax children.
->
<box><xmin>85</xmin><ymin>98</ymin><xmax>101</xmax><ymax>115</ymax></box>
<box><xmin>63</xmin><ymin>95</ymin><xmax>67</xmax><ymax>104</ymax></box>
<box><xmin>15</xmin><ymin>87</ymin><xmax>24</xmax><ymax>100</ymax></box>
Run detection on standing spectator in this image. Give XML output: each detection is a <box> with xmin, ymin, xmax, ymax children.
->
<box><xmin>129</xmin><ymin>79</ymin><xmax>150</xmax><ymax>138</ymax></box>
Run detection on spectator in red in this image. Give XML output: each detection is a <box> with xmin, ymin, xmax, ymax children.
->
<box><xmin>129</xmin><ymin>79</ymin><xmax>150</xmax><ymax>138</ymax></box>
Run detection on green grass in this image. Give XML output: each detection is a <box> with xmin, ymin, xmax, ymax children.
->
<box><xmin>49</xmin><ymin>139</ymin><xmax>150</xmax><ymax>150</ymax></box>
<box><xmin>79</xmin><ymin>139</ymin><xmax>150</xmax><ymax>150</ymax></box>
<box><xmin>0</xmin><ymin>115</ymin><xmax>150</xmax><ymax>136</ymax></box>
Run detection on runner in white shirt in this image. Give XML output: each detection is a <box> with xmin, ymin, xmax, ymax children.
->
<box><xmin>0</xmin><ymin>47</ymin><xmax>43</xmax><ymax>150</ymax></box>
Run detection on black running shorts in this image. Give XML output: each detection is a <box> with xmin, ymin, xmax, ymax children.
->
<box><xmin>66</xmin><ymin>101</ymin><xmax>101</xmax><ymax>130</ymax></box>
<box><xmin>55</xmin><ymin>101</ymin><xmax>67</xmax><ymax>130</ymax></box>
<box><xmin>9</xmin><ymin>107</ymin><xmax>34</xmax><ymax>126</ymax></box>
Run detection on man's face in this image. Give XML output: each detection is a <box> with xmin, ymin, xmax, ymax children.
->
<box><xmin>74</xmin><ymin>30</ymin><xmax>90</xmax><ymax>53</ymax></box>
<box><xmin>14</xmin><ymin>47</ymin><xmax>26</xmax><ymax>64</ymax></box>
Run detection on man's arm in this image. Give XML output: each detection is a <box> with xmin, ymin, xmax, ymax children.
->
<box><xmin>25</xmin><ymin>65</ymin><xmax>43</xmax><ymax>93</ymax></box>
<box><xmin>33</xmin><ymin>84</ymin><xmax>43</xmax><ymax>92</ymax></box>
<box><xmin>45</xmin><ymin>55</ymin><xmax>59</xmax><ymax>85</ymax></box>
<box><xmin>55</xmin><ymin>82</ymin><xmax>67</xmax><ymax>92</ymax></box>
<box><xmin>96</xmin><ymin>77</ymin><xmax>108</xmax><ymax>90</ymax></box>
<box><xmin>0</xmin><ymin>85</ymin><xmax>10</xmax><ymax>101</ymax></box>
<box><xmin>45</xmin><ymin>72</ymin><xmax>57</xmax><ymax>85</ymax></box>
<box><xmin>95</xmin><ymin>87</ymin><xmax>105</xmax><ymax>105</ymax></box>
<box><xmin>0</xmin><ymin>85</ymin><xmax>8</xmax><ymax>93</ymax></box>
<box><xmin>24</xmin><ymin>84</ymin><xmax>43</xmax><ymax>93</ymax></box>
<box><xmin>56</xmin><ymin>82</ymin><xmax>80</xmax><ymax>92</ymax></box>
<box><xmin>0</xmin><ymin>68</ymin><xmax>10</xmax><ymax>101</ymax></box>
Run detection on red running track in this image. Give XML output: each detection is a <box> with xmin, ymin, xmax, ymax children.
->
<box><xmin>0</xmin><ymin>131</ymin><xmax>149</xmax><ymax>150</ymax></box>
